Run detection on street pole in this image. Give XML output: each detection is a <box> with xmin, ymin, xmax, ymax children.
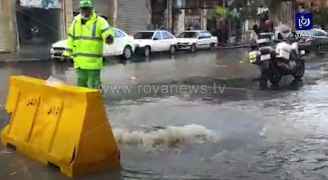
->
<box><xmin>0</xmin><ymin>0</ymin><xmax>17</xmax><ymax>52</ymax></box>
<box><xmin>62</xmin><ymin>0</ymin><xmax>73</xmax><ymax>38</ymax></box>
<box><xmin>167</xmin><ymin>0</ymin><xmax>173</xmax><ymax>32</ymax></box>
<box><xmin>292</xmin><ymin>0</ymin><xmax>296</xmax><ymax>31</ymax></box>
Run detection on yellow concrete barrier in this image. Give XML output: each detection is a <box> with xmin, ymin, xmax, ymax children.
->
<box><xmin>1</xmin><ymin>76</ymin><xmax>120</xmax><ymax>177</ymax></box>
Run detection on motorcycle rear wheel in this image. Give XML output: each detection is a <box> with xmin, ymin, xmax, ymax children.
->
<box><xmin>293</xmin><ymin>60</ymin><xmax>305</xmax><ymax>80</ymax></box>
<box><xmin>270</xmin><ymin>73</ymin><xmax>282</xmax><ymax>89</ymax></box>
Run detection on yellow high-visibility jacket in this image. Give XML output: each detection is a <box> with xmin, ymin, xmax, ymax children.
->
<box><xmin>65</xmin><ymin>12</ymin><xmax>114</xmax><ymax>70</ymax></box>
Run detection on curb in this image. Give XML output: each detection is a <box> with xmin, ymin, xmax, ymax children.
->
<box><xmin>0</xmin><ymin>53</ymin><xmax>48</xmax><ymax>62</ymax></box>
<box><xmin>217</xmin><ymin>44</ymin><xmax>250</xmax><ymax>49</ymax></box>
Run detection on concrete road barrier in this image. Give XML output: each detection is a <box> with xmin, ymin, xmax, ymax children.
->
<box><xmin>1</xmin><ymin>76</ymin><xmax>120</xmax><ymax>177</ymax></box>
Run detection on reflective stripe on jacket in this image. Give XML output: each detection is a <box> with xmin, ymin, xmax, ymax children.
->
<box><xmin>65</xmin><ymin>12</ymin><xmax>114</xmax><ymax>70</ymax></box>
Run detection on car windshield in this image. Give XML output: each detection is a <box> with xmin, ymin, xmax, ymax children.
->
<box><xmin>258</xmin><ymin>33</ymin><xmax>273</xmax><ymax>40</ymax></box>
<box><xmin>313</xmin><ymin>30</ymin><xmax>328</xmax><ymax>37</ymax></box>
<box><xmin>134</xmin><ymin>32</ymin><xmax>154</xmax><ymax>39</ymax></box>
<box><xmin>297</xmin><ymin>29</ymin><xmax>327</xmax><ymax>37</ymax></box>
<box><xmin>178</xmin><ymin>32</ymin><xmax>198</xmax><ymax>38</ymax></box>
<box><xmin>297</xmin><ymin>30</ymin><xmax>314</xmax><ymax>37</ymax></box>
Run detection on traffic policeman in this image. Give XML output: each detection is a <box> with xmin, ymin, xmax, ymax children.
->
<box><xmin>64</xmin><ymin>0</ymin><xmax>114</xmax><ymax>89</ymax></box>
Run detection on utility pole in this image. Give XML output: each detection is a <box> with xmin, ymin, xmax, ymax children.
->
<box><xmin>167</xmin><ymin>0</ymin><xmax>173</xmax><ymax>32</ymax></box>
<box><xmin>0</xmin><ymin>0</ymin><xmax>17</xmax><ymax>52</ymax></box>
<box><xmin>291</xmin><ymin>0</ymin><xmax>296</xmax><ymax>31</ymax></box>
<box><xmin>62</xmin><ymin>0</ymin><xmax>73</xmax><ymax>38</ymax></box>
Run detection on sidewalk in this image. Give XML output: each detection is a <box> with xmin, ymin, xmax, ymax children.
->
<box><xmin>217</xmin><ymin>43</ymin><xmax>250</xmax><ymax>49</ymax></box>
<box><xmin>217</xmin><ymin>42</ymin><xmax>250</xmax><ymax>49</ymax></box>
<box><xmin>0</xmin><ymin>46</ymin><xmax>50</xmax><ymax>62</ymax></box>
<box><xmin>0</xmin><ymin>53</ymin><xmax>48</xmax><ymax>62</ymax></box>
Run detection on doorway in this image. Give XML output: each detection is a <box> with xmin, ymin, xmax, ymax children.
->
<box><xmin>16</xmin><ymin>1</ymin><xmax>62</xmax><ymax>57</ymax></box>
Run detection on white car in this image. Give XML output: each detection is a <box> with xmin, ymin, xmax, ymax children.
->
<box><xmin>50</xmin><ymin>28</ymin><xmax>135</xmax><ymax>60</ymax></box>
<box><xmin>133</xmin><ymin>30</ymin><xmax>178</xmax><ymax>57</ymax></box>
<box><xmin>176</xmin><ymin>31</ymin><xmax>218</xmax><ymax>52</ymax></box>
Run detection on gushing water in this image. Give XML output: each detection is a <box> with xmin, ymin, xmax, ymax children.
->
<box><xmin>113</xmin><ymin>124</ymin><xmax>218</xmax><ymax>149</ymax></box>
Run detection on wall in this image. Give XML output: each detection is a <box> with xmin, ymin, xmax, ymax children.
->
<box><xmin>297</xmin><ymin>0</ymin><xmax>328</xmax><ymax>8</ymax></box>
<box><xmin>116</xmin><ymin>0</ymin><xmax>151</xmax><ymax>33</ymax></box>
<box><xmin>72</xmin><ymin>0</ymin><xmax>150</xmax><ymax>33</ymax></box>
<box><xmin>72</xmin><ymin>0</ymin><xmax>115</xmax><ymax>24</ymax></box>
<box><xmin>271</xmin><ymin>1</ymin><xmax>294</xmax><ymax>28</ymax></box>
<box><xmin>0</xmin><ymin>0</ymin><xmax>17</xmax><ymax>53</ymax></box>
<box><xmin>174</xmin><ymin>10</ymin><xmax>185</xmax><ymax>34</ymax></box>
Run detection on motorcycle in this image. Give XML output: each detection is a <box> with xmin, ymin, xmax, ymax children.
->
<box><xmin>249</xmin><ymin>32</ymin><xmax>306</xmax><ymax>89</ymax></box>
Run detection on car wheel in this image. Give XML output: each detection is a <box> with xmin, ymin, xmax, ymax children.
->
<box><xmin>169</xmin><ymin>45</ymin><xmax>176</xmax><ymax>55</ymax></box>
<box><xmin>315</xmin><ymin>45</ymin><xmax>325</xmax><ymax>57</ymax></box>
<box><xmin>210</xmin><ymin>43</ymin><xmax>216</xmax><ymax>49</ymax></box>
<box><xmin>144</xmin><ymin>46</ymin><xmax>151</xmax><ymax>57</ymax></box>
<box><xmin>190</xmin><ymin>44</ymin><xmax>197</xmax><ymax>53</ymax></box>
<box><xmin>122</xmin><ymin>46</ymin><xmax>133</xmax><ymax>60</ymax></box>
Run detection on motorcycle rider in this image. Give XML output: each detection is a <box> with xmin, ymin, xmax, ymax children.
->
<box><xmin>259</xmin><ymin>9</ymin><xmax>274</xmax><ymax>33</ymax></box>
<box><xmin>251</xmin><ymin>8</ymin><xmax>305</xmax><ymax>90</ymax></box>
<box><xmin>256</xmin><ymin>9</ymin><xmax>276</xmax><ymax>89</ymax></box>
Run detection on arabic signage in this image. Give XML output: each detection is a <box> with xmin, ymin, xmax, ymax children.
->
<box><xmin>20</xmin><ymin>0</ymin><xmax>61</xmax><ymax>9</ymax></box>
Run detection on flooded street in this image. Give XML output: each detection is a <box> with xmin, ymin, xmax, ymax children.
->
<box><xmin>1</xmin><ymin>49</ymin><xmax>328</xmax><ymax>180</ymax></box>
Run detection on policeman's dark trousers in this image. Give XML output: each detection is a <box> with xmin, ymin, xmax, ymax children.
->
<box><xmin>76</xmin><ymin>68</ymin><xmax>101</xmax><ymax>89</ymax></box>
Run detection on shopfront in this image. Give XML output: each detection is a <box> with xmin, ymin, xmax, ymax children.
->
<box><xmin>16</xmin><ymin>0</ymin><xmax>62</xmax><ymax>54</ymax></box>
<box><xmin>150</xmin><ymin>0</ymin><xmax>223</xmax><ymax>34</ymax></box>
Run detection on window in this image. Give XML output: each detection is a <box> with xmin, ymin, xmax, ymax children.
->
<box><xmin>134</xmin><ymin>32</ymin><xmax>154</xmax><ymax>39</ymax></box>
<box><xmin>313</xmin><ymin>30</ymin><xmax>327</xmax><ymax>37</ymax></box>
<box><xmin>298</xmin><ymin>30</ymin><xmax>313</xmax><ymax>38</ymax></box>
<box><xmin>115</xmin><ymin>30</ymin><xmax>125</xmax><ymax>38</ymax></box>
<box><xmin>153</xmin><ymin>32</ymin><xmax>162</xmax><ymax>40</ymax></box>
<box><xmin>202</xmin><ymin>32</ymin><xmax>212</xmax><ymax>38</ymax></box>
<box><xmin>199</xmin><ymin>32</ymin><xmax>211</xmax><ymax>39</ymax></box>
<box><xmin>178</xmin><ymin>32</ymin><xmax>198</xmax><ymax>38</ymax></box>
<box><xmin>198</xmin><ymin>35</ymin><xmax>205</xmax><ymax>39</ymax></box>
<box><xmin>162</xmin><ymin>31</ymin><xmax>174</xmax><ymax>39</ymax></box>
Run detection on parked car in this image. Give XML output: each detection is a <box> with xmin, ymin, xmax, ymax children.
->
<box><xmin>50</xmin><ymin>28</ymin><xmax>135</xmax><ymax>60</ymax></box>
<box><xmin>297</xmin><ymin>28</ymin><xmax>328</xmax><ymax>55</ymax></box>
<box><xmin>176</xmin><ymin>31</ymin><xmax>218</xmax><ymax>52</ymax></box>
<box><xmin>133</xmin><ymin>30</ymin><xmax>177</xmax><ymax>57</ymax></box>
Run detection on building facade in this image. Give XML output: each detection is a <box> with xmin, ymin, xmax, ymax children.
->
<box><xmin>297</xmin><ymin>0</ymin><xmax>328</xmax><ymax>10</ymax></box>
<box><xmin>116</xmin><ymin>0</ymin><xmax>151</xmax><ymax>33</ymax></box>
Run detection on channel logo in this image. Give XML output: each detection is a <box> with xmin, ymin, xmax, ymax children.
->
<box><xmin>295</xmin><ymin>12</ymin><xmax>313</xmax><ymax>30</ymax></box>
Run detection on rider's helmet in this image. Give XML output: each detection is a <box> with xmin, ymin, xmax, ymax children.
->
<box><xmin>276</xmin><ymin>24</ymin><xmax>292</xmax><ymax>40</ymax></box>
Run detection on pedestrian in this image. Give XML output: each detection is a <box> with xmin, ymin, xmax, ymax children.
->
<box><xmin>250</xmin><ymin>24</ymin><xmax>259</xmax><ymax>42</ymax></box>
<box><xmin>64</xmin><ymin>0</ymin><xmax>114</xmax><ymax>89</ymax></box>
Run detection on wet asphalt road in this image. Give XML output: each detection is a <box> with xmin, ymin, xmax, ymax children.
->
<box><xmin>1</xmin><ymin>49</ymin><xmax>328</xmax><ymax>180</ymax></box>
